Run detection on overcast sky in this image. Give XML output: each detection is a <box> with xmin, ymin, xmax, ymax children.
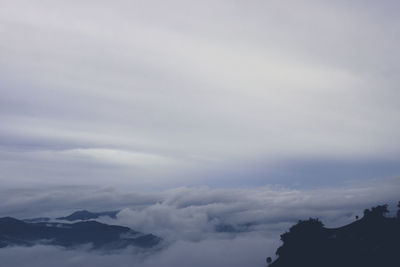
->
<box><xmin>1</xmin><ymin>2</ymin><xmax>400</xmax><ymax>266</ymax></box>
<box><xmin>1</xmin><ymin>0</ymin><xmax>400</xmax><ymax>190</ymax></box>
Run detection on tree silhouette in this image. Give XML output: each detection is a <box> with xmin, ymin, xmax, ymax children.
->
<box><xmin>276</xmin><ymin>218</ymin><xmax>324</xmax><ymax>258</ymax></box>
<box><xmin>396</xmin><ymin>201</ymin><xmax>400</xmax><ymax>220</ymax></box>
<box><xmin>268</xmin><ymin>203</ymin><xmax>400</xmax><ymax>267</ymax></box>
<box><xmin>363</xmin><ymin>204</ymin><xmax>388</xmax><ymax>219</ymax></box>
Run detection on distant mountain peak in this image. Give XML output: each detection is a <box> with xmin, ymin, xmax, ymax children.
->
<box><xmin>57</xmin><ymin>210</ymin><xmax>119</xmax><ymax>221</ymax></box>
<box><xmin>0</xmin><ymin>217</ymin><xmax>161</xmax><ymax>250</ymax></box>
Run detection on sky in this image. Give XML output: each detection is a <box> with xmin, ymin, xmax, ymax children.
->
<box><xmin>1</xmin><ymin>0</ymin><xmax>400</xmax><ymax>190</ymax></box>
<box><xmin>1</xmin><ymin>1</ymin><xmax>400</xmax><ymax>266</ymax></box>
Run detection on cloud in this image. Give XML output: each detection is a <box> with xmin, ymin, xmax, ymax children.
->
<box><xmin>0</xmin><ymin>235</ymin><xmax>277</xmax><ymax>267</ymax></box>
<box><xmin>0</xmin><ymin>0</ymin><xmax>399</xmax><ymax>188</ymax></box>
<box><xmin>1</xmin><ymin>179</ymin><xmax>400</xmax><ymax>266</ymax></box>
<box><xmin>1</xmin><ymin>2</ymin><xmax>398</xmax><ymax>265</ymax></box>
<box><xmin>2</xmin><ymin>177</ymin><xmax>399</xmax><ymax>230</ymax></box>
<box><xmin>113</xmin><ymin>178</ymin><xmax>400</xmax><ymax>242</ymax></box>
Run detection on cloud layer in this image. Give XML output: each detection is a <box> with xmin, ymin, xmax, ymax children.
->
<box><xmin>1</xmin><ymin>179</ymin><xmax>400</xmax><ymax>266</ymax></box>
<box><xmin>1</xmin><ymin>2</ymin><xmax>399</xmax><ymax>265</ymax></box>
<box><xmin>1</xmin><ymin>0</ymin><xmax>399</xmax><ymax>188</ymax></box>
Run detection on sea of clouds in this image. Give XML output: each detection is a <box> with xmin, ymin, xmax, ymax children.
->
<box><xmin>1</xmin><ymin>178</ymin><xmax>399</xmax><ymax>267</ymax></box>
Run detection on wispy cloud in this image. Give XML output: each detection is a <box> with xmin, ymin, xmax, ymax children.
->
<box><xmin>1</xmin><ymin>0</ymin><xmax>399</xmax><ymax>188</ymax></box>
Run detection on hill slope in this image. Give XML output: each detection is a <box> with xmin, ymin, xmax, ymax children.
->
<box><xmin>268</xmin><ymin>204</ymin><xmax>400</xmax><ymax>267</ymax></box>
<box><xmin>56</xmin><ymin>210</ymin><xmax>119</xmax><ymax>221</ymax></box>
<box><xmin>0</xmin><ymin>217</ymin><xmax>161</xmax><ymax>250</ymax></box>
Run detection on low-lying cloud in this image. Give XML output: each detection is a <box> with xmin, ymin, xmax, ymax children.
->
<box><xmin>1</xmin><ymin>178</ymin><xmax>399</xmax><ymax>266</ymax></box>
<box><xmin>0</xmin><ymin>236</ymin><xmax>276</xmax><ymax>267</ymax></box>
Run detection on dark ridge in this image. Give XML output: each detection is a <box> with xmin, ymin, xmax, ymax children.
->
<box><xmin>215</xmin><ymin>223</ymin><xmax>237</xmax><ymax>233</ymax></box>
<box><xmin>56</xmin><ymin>210</ymin><xmax>119</xmax><ymax>221</ymax></box>
<box><xmin>267</xmin><ymin>202</ymin><xmax>400</xmax><ymax>267</ymax></box>
<box><xmin>0</xmin><ymin>217</ymin><xmax>161</xmax><ymax>250</ymax></box>
<box><xmin>215</xmin><ymin>222</ymin><xmax>255</xmax><ymax>233</ymax></box>
<box><xmin>23</xmin><ymin>217</ymin><xmax>51</xmax><ymax>223</ymax></box>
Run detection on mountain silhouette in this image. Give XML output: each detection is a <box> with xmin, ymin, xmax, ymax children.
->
<box><xmin>267</xmin><ymin>203</ymin><xmax>400</xmax><ymax>267</ymax></box>
<box><xmin>56</xmin><ymin>210</ymin><xmax>119</xmax><ymax>221</ymax></box>
<box><xmin>24</xmin><ymin>209</ymin><xmax>119</xmax><ymax>223</ymax></box>
<box><xmin>23</xmin><ymin>217</ymin><xmax>51</xmax><ymax>223</ymax></box>
<box><xmin>0</xmin><ymin>217</ymin><xmax>161</xmax><ymax>250</ymax></box>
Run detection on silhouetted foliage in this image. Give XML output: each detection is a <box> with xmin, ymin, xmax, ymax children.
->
<box><xmin>269</xmin><ymin>202</ymin><xmax>400</xmax><ymax>267</ymax></box>
<box><xmin>276</xmin><ymin>218</ymin><xmax>324</xmax><ymax>258</ymax></box>
<box><xmin>266</xmin><ymin>257</ymin><xmax>272</xmax><ymax>264</ymax></box>
<box><xmin>363</xmin><ymin>204</ymin><xmax>388</xmax><ymax>219</ymax></box>
<box><xmin>279</xmin><ymin>218</ymin><xmax>323</xmax><ymax>243</ymax></box>
<box><xmin>397</xmin><ymin>201</ymin><xmax>400</xmax><ymax>219</ymax></box>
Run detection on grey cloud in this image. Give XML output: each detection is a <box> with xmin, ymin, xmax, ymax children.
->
<box><xmin>1</xmin><ymin>180</ymin><xmax>400</xmax><ymax>266</ymax></box>
<box><xmin>1</xmin><ymin>1</ymin><xmax>399</xmax><ymax>265</ymax></box>
<box><xmin>1</xmin><ymin>0</ymin><xmax>400</xmax><ymax>188</ymax></box>
<box><xmin>0</xmin><ymin>236</ymin><xmax>277</xmax><ymax>267</ymax></box>
<box><xmin>2</xmin><ymin>178</ymin><xmax>399</xmax><ymax>233</ymax></box>
<box><xmin>114</xmin><ymin>179</ymin><xmax>400</xmax><ymax>242</ymax></box>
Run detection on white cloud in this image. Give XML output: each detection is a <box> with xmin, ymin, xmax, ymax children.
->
<box><xmin>2</xmin><ymin>178</ymin><xmax>399</xmax><ymax>230</ymax></box>
<box><xmin>0</xmin><ymin>236</ymin><xmax>277</xmax><ymax>267</ymax></box>
<box><xmin>0</xmin><ymin>180</ymin><xmax>399</xmax><ymax>266</ymax></box>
